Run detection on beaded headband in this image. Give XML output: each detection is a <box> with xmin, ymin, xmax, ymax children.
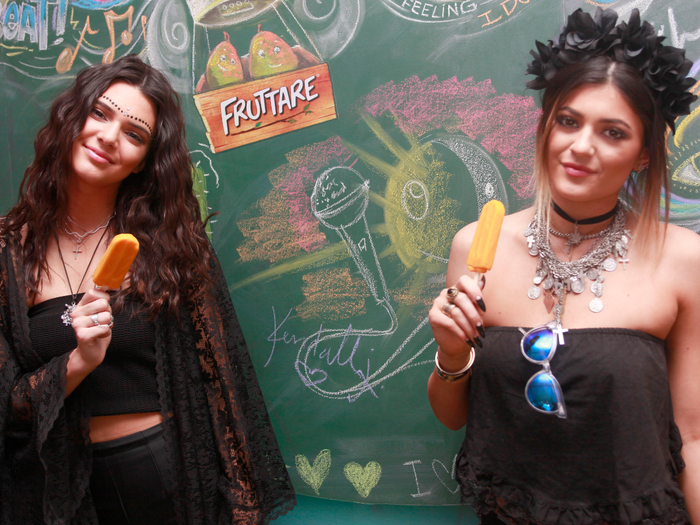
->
<box><xmin>100</xmin><ymin>95</ymin><xmax>153</xmax><ymax>135</ymax></box>
<box><xmin>526</xmin><ymin>7</ymin><xmax>698</xmax><ymax>133</ymax></box>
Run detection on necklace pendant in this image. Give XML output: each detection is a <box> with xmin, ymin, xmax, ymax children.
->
<box><xmin>544</xmin><ymin>290</ymin><xmax>556</xmax><ymax>313</ymax></box>
<box><xmin>554</xmin><ymin>323</ymin><xmax>568</xmax><ymax>345</ymax></box>
<box><xmin>62</xmin><ymin>302</ymin><xmax>77</xmax><ymax>326</ymax></box>
<box><xmin>527</xmin><ymin>285</ymin><xmax>541</xmax><ymax>300</ymax></box>
<box><xmin>527</xmin><ymin>235</ymin><xmax>539</xmax><ymax>256</ymax></box>
<box><xmin>603</xmin><ymin>257</ymin><xmax>617</xmax><ymax>272</ymax></box>
<box><xmin>571</xmin><ymin>277</ymin><xmax>585</xmax><ymax>294</ymax></box>
<box><xmin>566</xmin><ymin>228</ymin><xmax>583</xmax><ymax>251</ymax></box>
<box><xmin>542</xmin><ymin>276</ymin><xmax>554</xmax><ymax>290</ymax></box>
<box><xmin>589</xmin><ymin>297</ymin><xmax>604</xmax><ymax>313</ymax></box>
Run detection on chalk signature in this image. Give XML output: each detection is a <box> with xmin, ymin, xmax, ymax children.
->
<box><xmin>266</xmin><ymin>305</ymin><xmax>434</xmax><ymax>402</ymax></box>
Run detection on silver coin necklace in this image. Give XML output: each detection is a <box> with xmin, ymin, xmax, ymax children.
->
<box><xmin>524</xmin><ymin>200</ymin><xmax>631</xmax><ymax>321</ymax></box>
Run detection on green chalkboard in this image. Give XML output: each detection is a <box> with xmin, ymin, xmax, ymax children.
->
<box><xmin>2</xmin><ymin>0</ymin><xmax>700</xmax><ymax>518</ymax></box>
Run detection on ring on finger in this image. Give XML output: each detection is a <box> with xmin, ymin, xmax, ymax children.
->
<box><xmin>441</xmin><ymin>302</ymin><xmax>456</xmax><ymax>318</ymax></box>
<box><xmin>446</xmin><ymin>287</ymin><xmax>459</xmax><ymax>302</ymax></box>
<box><xmin>108</xmin><ymin>315</ymin><xmax>115</xmax><ymax>329</ymax></box>
<box><xmin>91</xmin><ymin>314</ymin><xmax>100</xmax><ymax>326</ymax></box>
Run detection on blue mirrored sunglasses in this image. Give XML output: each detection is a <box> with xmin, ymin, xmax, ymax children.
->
<box><xmin>520</xmin><ymin>322</ymin><xmax>567</xmax><ymax>419</ymax></box>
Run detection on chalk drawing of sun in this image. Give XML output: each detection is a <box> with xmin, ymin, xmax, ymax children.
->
<box><xmin>233</xmin><ymin>75</ymin><xmax>540</xmax><ymax>320</ymax></box>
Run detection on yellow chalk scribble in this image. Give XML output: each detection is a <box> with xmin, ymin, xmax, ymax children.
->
<box><xmin>230</xmin><ymin>242</ymin><xmax>350</xmax><ymax>291</ymax></box>
<box><xmin>344</xmin><ymin>460</ymin><xmax>382</xmax><ymax>498</ymax></box>
<box><xmin>295</xmin><ymin>449</ymin><xmax>331</xmax><ymax>496</ymax></box>
<box><xmin>296</xmin><ymin>268</ymin><xmax>370</xmax><ymax>321</ymax></box>
<box><xmin>349</xmin><ymin>114</ymin><xmax>464</xmax><ymax>270</ymax></box>
<box><xmin>674</xmin><ymin>105</ymin><xmax>700</xmax><ymax>148</ymax></box>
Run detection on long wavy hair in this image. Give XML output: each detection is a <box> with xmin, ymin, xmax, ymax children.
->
<box><xmin>533</xmin><ymin>56</ymin><xmax>668</xmax><ymax>251</ymax></box>
<box><xmin>2</xmin><ymin>55</ymin><xmax>213</xmax><ymax>318</ymax></box>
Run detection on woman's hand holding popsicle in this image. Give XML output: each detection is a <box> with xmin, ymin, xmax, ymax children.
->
<box><xmin>65</xmin><ymin>234</ymin><xmax>140</xmax><ymax>396</ymax></box>
<box><xmin>429</xmin><ymin>200</ymin><xmax>504</xmax><ymax>370</ymax></box>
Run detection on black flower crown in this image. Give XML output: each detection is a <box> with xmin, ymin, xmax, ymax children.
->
<box><xmin>526</xmin><ymin>7</ymin><xmax>698</xmax><ymax>133</ymax></box>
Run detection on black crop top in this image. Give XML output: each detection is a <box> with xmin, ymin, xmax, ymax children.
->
<box><xmin>28</xmin><ymin>294</ymin><xmax>160</xmax><ymax>416</ymax></box>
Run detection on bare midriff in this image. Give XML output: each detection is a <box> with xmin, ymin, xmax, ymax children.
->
<box><xmin>90</xmin><ymin>412</ymin><xmax>163</xmax><ymax>443</ymax></box>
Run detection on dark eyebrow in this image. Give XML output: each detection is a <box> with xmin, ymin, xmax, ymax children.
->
<box><xmin>559</xmin><ymin>105</ymin><xmax>633</xmax><ymax>130</ymax></box>
<box><xmin>94</xmin><ymin>99</ymin><xmax>153</xmax><ymax>138</ymax></box>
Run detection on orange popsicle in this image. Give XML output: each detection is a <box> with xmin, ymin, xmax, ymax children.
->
<box><xmin>467</xmin><ymin>200</ymin><xmax>505</xmax><ymax>274</ymax></box>
<box><xmin>92</xmin><ymin>234</ymin><xmax>140</xmax><ymax>289</ymax></box>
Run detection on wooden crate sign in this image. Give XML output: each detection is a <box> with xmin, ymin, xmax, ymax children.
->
<box><xmin>193</xmin><ymin>63</ymin><xmax>336</xmax><ymax>153</ymax></box>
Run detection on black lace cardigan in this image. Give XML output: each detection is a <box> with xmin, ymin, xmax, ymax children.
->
<box><xmin>0</xmin><ymin>234</ymin><xmax>296</xmax><ymax>524</ymax></box>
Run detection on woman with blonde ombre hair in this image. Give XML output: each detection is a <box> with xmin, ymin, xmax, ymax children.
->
<box><xmin>428</xmin><ymin>8</ymin><xmax>700</xmax><ymax>524</ymax></box>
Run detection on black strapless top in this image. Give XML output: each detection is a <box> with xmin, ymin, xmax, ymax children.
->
<box><xmin>28</xmin><ymin>294</ymin><xmax>160</xmax><ymax>416</ymax></box>
<box><xmin>456</xmin><ymin>327</ymin><xmax>689</xmax><ymax>525</ymax></box>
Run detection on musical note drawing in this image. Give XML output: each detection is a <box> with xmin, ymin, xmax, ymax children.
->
<box><xmin>102</xmin><ymin>6</ymin><xmax>134</xmax><ymax>65</ymax></box>
<box><xmin>55</xmin><ymin>16</ymin><xmax>98</xmax><ymax>75</ymax></box>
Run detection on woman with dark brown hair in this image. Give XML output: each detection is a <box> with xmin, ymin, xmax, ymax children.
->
<box><xmin>428</xmin><ymin>8</ymin><xmax>700</xmax><ymax>525</ymax></box>
<box><xmin>0</xmin><ymin>55</ymin><xmax>295</xmax><ymax>524</ymax></box>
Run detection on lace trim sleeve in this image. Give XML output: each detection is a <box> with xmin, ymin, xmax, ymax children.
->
<box><xmin>8</xmin><ymin>354</ymin><xmax>69</xmax><ymax>441</ymax></box>
<box><xmin>0</xmin><ymin>235</ymin><xmax>93</xmax><ymax>524</ymax></box>
<box><xmin>190</xmin><ymin>254</ymin><xmax>296</xmax><ymax>524</ymax></box>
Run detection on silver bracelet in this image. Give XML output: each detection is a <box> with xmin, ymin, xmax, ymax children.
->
<box><xmin>434</xmin><ymin>347</ymin><xmax>475</xmax><ymax>382</ymax></box>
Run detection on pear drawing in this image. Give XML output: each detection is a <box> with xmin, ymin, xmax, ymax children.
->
<box><xmin>205</xmin><ymin>32</ymin><xmax>244</xmax><ymax>90</ymax></box>
<box><xmin>249</xmin><ymin>25</ymin><xmax>299</xmax><ymax>79</ymax></box>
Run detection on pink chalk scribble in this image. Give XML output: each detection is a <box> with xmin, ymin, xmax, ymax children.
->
<box><xmin>270</xmin><ymin>137</ymin><xmax>352</xmax><ymax>253</ymax></box>
<box><xmin>361</xmin><ymin>75</ymin><xmax>540</xmax><ymax>199</ymax></box>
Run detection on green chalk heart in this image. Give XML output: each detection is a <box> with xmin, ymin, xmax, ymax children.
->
<box><xmin>295</xmin><ymin>449</ymin><xmax>331</xmax><ymax>495</ymax></box>
<box><xmin>343</xmin><ymin>461</ymin><xmax>382</xmax><ymax>498</ymax></box>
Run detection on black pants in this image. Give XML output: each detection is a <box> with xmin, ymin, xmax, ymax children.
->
<box><xmin>91</xmin><ymin>422</ymin><xmax>177</xmax><ymax>525</ymax></box>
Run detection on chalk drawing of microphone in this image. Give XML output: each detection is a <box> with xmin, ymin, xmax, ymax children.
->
<box><xmin>311</xmin><ymin>166</ymin><xmax>396</xmax><ymax>328</ymax></box>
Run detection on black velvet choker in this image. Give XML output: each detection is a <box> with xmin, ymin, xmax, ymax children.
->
<box><xmin>551</xmin><ymin>201</ymin><xmax>618</xmax><ymax>225</ymax></box>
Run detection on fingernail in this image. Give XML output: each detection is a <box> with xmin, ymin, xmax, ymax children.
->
<box><xmin>477</xmin><ymin>323</ymin><xmax>486</xmax><ymax>338</ymax></box>
<box><xmin>479</xmin><ymin>275</ymin><xmax>486</xmax><ymax>290</ymax></box>
<box><xmin>474</xmin><ymin>336</ymin><xmax>483</xmax><ymax>348</ymax></box>
<box><xmin>476</xmin><ymin>296</ymin><xmax>487</xmax><ymax>312</ymax></box>
<box><xmin>466</xmin><ymin>338</ymin><xmax>476</xmax><ymax>349</ymax></box>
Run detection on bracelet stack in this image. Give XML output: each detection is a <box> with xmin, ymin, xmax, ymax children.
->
<box><xmin>434</xmin><ymin>348</ymin><xmax>475</xmax><ymax>382</ymax></box>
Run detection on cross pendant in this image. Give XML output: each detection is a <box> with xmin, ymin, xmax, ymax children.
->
<box><xmin>554</xmin><ymin>324</ymin><xmax>568</xmax><ymax>345</ymax></box>
<box><xmin>619</xmin><ymin>258</ymin><xmax>629</xmax><ymax>270</ymax></box>
<box><xmin>73</xmin><ymin>246</ymin><xmax>82</xmax><ymax>259</ymax></box>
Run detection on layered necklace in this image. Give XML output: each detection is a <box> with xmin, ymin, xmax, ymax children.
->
<box><xmin>548</xmin><ymin>201</ymin><xmax>618</xmax><ymax>255</ymax></box>
<box><xmin>62</xmin><ymin>212</ymin><xmax>114</xmax><ymax>260</ymax></box>
<box><xmin>524</xmin><ymin>200</ymin><xmax>631</xmax><ymax>329</ymax></box>
<box><xmin>55</xmin><ymin>222</ymin><xmax>111</xmax><ymax>326</ymax></box>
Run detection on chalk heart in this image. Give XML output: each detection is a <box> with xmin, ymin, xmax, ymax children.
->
<box><xmin>295</xmin><ymin>449</ymin><xmax>331</xmax><ymax>496</ymax></box>
<box><xmin>432</xmin><ymin>459</ymin><xmax>459</xmax><ymax>494</ymax></box>
<box><xmin>343</xmin><ymin>461</ymin><xmax>382</xmax><ymax>498</ymax></box>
